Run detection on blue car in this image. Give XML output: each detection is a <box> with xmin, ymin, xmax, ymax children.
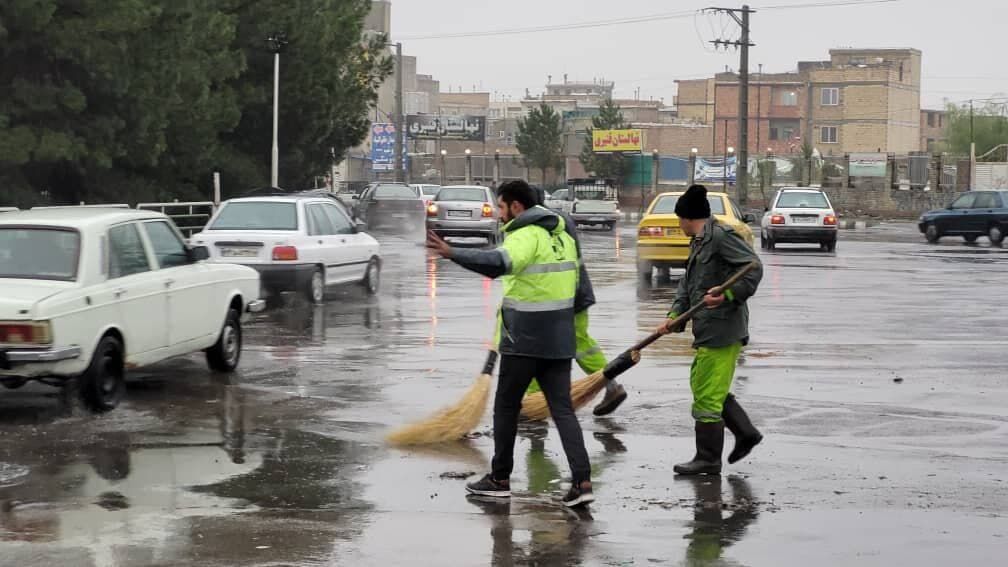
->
<box><xmin>918</xmin><ymin>191</ymin><xmax>1008</xmax><ymax>245</ymax></box>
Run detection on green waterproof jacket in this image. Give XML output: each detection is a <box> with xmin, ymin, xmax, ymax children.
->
<box><xmin>670</xmin><ymin>217</ymin><xmax>763</xmax><ymax>348</ymax></box>
<box><xmin>451</xmin><ymin>206</ymin><xmax>579</xmax><ymax>359</ymax></box>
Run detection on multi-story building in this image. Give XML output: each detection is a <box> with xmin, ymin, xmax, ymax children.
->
<box><xmin>920</xmin><ymin>109</ymin><xmax>948</xmax><ymax>152</ymax></box>
<box><xmin>678</xmin><ymin>48</ymin><xmax>923</xmax><ymax>156</ymax></box>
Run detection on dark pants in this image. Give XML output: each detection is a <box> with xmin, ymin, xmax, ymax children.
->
<box><xmin>492</xmin><ymin>355</ymin><xmax>591</xmax><ymax>484</ymax></box>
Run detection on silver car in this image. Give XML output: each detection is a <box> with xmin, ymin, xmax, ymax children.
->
<box><xmin>426</xmin><ymin>185</ymin><xmax>501</xmax><ymax>244</ymax></box>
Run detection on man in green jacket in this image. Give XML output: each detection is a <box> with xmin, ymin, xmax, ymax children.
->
<box><xmin>427</xmin><ymin>180</ymin><xmax>594</xmax><ymax>508</ymax></box>
<box><xmin>656</xmin><ymin>184</ymin><xmax>764</xmax><ymax>476</ymax></box>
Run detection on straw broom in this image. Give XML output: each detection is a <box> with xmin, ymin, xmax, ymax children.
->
<box><xmin>520</xmin><ymin>262</ymin><xmax>759</xmax><ymax>421</ymax></box>
<box><xmin>386</xmin><ymin>350</ymin><xmax>498</xmax><ymax>446</ymax></box>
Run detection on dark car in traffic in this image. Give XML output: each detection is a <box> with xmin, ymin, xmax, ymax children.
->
<box><xmin>918</xmin><ymin>190</ymin><xmax>1008</xmax><ymax>245</ymax></box>
<box><xmin>352</xmin><ymin>182</ymin><xmax>425</xmax><ymax>232</ymax></box>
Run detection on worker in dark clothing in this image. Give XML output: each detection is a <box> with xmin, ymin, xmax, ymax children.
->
<box><xmin>656</xmin><ymin>184</ymin><xmax>764</xmax><ymax>476</ymax></box>
<box><xmin>427</xmin><ymin>180</ymin><xmax>594</xmax><ymax>508</ymax></box>
<box><xmin>526</xmin><ymin>186</ymin><xmax>628</xmax><ymax>416</ymax></box>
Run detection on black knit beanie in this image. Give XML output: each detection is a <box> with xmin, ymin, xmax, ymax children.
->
<box><xmin>674</xmin><ymin>184</ymin><xmax>711</xmax><ymax>219</ymax></box>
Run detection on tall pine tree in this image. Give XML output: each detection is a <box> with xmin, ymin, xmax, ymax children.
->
<box><xmin>579</xmin><ymin>98</ymin><xmax>628</xmax><ymax>183</ymax></box>
<box><xmin>516</xmin><ymin>104</ymin><xmax>565</xmax><ymax>187</ymax></box>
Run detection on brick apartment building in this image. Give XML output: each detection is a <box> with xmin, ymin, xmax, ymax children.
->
<box><xmin>676</xmin><ymin>48</ymin><xmax>923</xmax><ymax>156</ymax></box>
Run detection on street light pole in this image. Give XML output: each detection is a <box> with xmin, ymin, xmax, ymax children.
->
<box><xmin>394</xmin><ymin>42</ymin><xmax>405</xmax><ymax>184</ymax></box>
<box><xmin>267</xmin><ymin>33</ymin><xmax>287</xmax><ymax>188</ymax></box>
<box><xmin>690</xmin><ymin>147</ymin><xmax>698</xmax><ymax>185</ymax></box>
<box><xmin>724</xmin><ymin>146</ymin><xmax>735</xmax><ymax>193</ymax></box>
<box><xmin>440</xmin><ymin>149</ymin><xmax>447</xmax><ymax>186</ymax></box>
<box><xmin>465</xmin><ymin>148</ymin><xmax>472</xmax><ymax>184</ymax></box>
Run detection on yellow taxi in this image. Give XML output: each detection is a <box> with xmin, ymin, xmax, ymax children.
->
<box><xmin>636</xmin><ymin>190</ymin><xmax>755</xmax><ymax>278</ymax></box>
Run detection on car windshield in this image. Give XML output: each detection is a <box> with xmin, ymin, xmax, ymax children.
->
<box><xmin>209</xmin><ymin>202</ymin><xmax>298</xmax><ymax>230</ymax></box>
<box><xmin>0</xmin><ymin>228</ymin><xmax>79</xmax><ymax>281</ymax></box>
<box><xmin>421</xmin><ymin>186</ymin><xmax>441</xmax><ymax>196</ymax></box>
<box><xmin>374</xmin><ymin>185</ymin><xmax>417</xmax><ymax>199</ymax></box>
<box><xmin>437</xmin><ymin>188</ymin><xmax>486</xmax><ymax>201</ymax></box>
<box><xmin>551</xmin><ymin>190</ymin><xmax>568</xmax><ymax>199</ymax></box>
<box><xmin>651</xmin><ymin>195</ymin><xmax>726</xmax><ymax>215</ymax></box>
<box><xmin>777</xmin><ymin>192</ymin><xmax>830</xmax><ymax>209</ymax></box>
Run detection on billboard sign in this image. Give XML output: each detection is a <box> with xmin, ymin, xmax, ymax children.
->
<box><xmin>592</xmin><ymin>129</ymin><xmax>643</xmax><ymax>153</ymax></box>
<box><xmin>695</xmin><ymin>156</ymin><xmax>737</xmax><ymax>183</ymax></box>
<box><xmin>407</xmin><ymin>115</ymin><xmax>486</xmax><ymax>141</ymax></box>
<box><xmin>848</xmin><ymin>153</ymin><xmax>887</xmax><ymax>178</ymax></box>
<box><xmin>371</xmin><ymin>123</ymin><xmax>396</xmax><ymax>171</ymax></box>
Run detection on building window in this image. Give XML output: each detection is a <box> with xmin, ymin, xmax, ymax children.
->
<box><xmin>776</xmin><ymin>90</ymin><xmax>798</xmax><ymax>106</ymax></box>
<box><xmin>821</xmin><ymin>126</ymin><xmax>838</xmax><ymax>144</ymax></box>
<box><xmin>926</xmin><ymin>138</ymin><xmax>935</xmax><ymax>152</ymax></box>
<box><xmin>821</xmin><ymin>87</ymin><xmax>839</xmax><ymax>106</ymax></box>
<box><xmin>927</xmin><ymin>112</ymin><xmax>935</xmax><ymax>127</ymax></box>
<box><xmin>499</xmin><ymin>131</ymin><xmax>505</xmax><ymax>138</ymax></box>
<box><xmin>769</xmin><ymin>128</ymin><xmax>778</xmax><ymax>141</ymax></box>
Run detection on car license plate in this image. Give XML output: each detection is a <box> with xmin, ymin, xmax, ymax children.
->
<box><xmin>221</xmin><ymin>247</ymin><xmax>259</xmax><ymax>258</ymax></box>
<box><xmin>448</xmin><ymin>210</ymin><xmax>471</xmax><ymax>218</ymax></box>
<box><xmin>665</xmin><ymin>228</ymin><xmax>682</xmax><ymax>236</ymax></box>
<box><xmin>791</xmin><ymin>216</ymin><xmax>817</xmax><ymax>224</ymax></box>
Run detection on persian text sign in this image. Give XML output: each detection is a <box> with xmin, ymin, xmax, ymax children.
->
<box><xmin>592</xmin><ymin>129</ymin><xmax>643</xmax><ymax>153</ymax></box>
<box><xmin>407</xmin><ymin>115</ymin><xmax>485</xmax><ymax>141</ymax></box>
<box><xmin>848</xmin><ymin>153</ymin><xmax>887</xmax><ymax>178</ymax></box>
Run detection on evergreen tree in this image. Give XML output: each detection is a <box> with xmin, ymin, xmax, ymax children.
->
<box><xmin>516</xmin><ymin>104</ymin><xmax>564</xmax><ymax>186</ymax></box>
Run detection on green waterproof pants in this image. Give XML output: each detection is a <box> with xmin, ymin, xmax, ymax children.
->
<box><xmin>690</xmin><ymin>343</ymin><xmax>743</xmax><ymax>423</ymax></box>
<box><xmin>526</xmin><ymin>310</ymin><xmax>606</xmax><ymax>394</ymax></box>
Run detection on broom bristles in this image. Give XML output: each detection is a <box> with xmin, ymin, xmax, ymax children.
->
<box><xmin>386</xmin><ymin>373</ymin><xmax>492</xmax><ymax>446</ymax></box>
<box><xmin>520</xmin><ymin>370</ymin><xmax>607</xmax><ymax>421</ymax></box>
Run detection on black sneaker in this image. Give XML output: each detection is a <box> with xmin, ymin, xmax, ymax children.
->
<box><xmin>466</xmin><ymin>474</ymin><xmax>511</xmax><ymax>498</ymax></box>
<box><xmin>562</xmin><ymin>481</ymin><xmax>595</xmax><ymax>508</ymax></box>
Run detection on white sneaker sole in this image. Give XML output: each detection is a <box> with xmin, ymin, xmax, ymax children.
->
<box><xmin>562</xmin><ymin>493</ymin><xmax>595</xmax><ymax>508</ymax></box>
<box><xmin>466</xmin><ymin>487</ymin><xmax>511</xmax><ymax>498</ymax></box>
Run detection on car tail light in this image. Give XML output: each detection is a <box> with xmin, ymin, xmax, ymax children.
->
<box><xmin>272</xmin><ymin>246</ymin><xmax>298</xmax><ymax>261</ymax></box>
<box><xmin>771</xmin><ymin>215</ymin><xmax>786</xmax><ymax>225</ymax></box>
<box><xmin>638</xmin><ymin>226</ymin><xmax>664</xmax><ymax>237</ymax></box>
<box><xmin>0</xmin><ymin>321</ymin><xmax>52</xmax><ymax>345</ymax></box>
<box><xmin>481</xmin><ymin>204</ymin><xmax>493</xmax><ymax>217</ymax></box>
<box><xmin>427</xmin><ymin>204</ymin><xmax>439</xmax><ymax>217</ymax></box>
<box><xmin>824</xmin><ymin>215</ymin><xmax>837</xmax><ymax>226</ymax></box>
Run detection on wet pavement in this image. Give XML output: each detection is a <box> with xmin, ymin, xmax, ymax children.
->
<box><xmin>1</xmin><ymin>222</ymin><xmax>1006</xmax><ymax>566</ymax></box>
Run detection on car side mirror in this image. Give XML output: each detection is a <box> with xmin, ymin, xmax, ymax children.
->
<box><xmin>743</xmin><ymin>213</ymin><xmax>756</xmax><ymax>224</ymax></box>
<box><xmin>350</xmin><ymin>194</ymin><xmax>359</xmax><ymax>200</ymax></box>
<box><xmin>763</xmin><ymin>207</ymin><xmax>770</xmax><ymax>213</ymax></box>
<box><xmin>354</xmin><ymin>220</ymin><xmax>367</xmax><ymax>233</ymax></box>
<box><xmin>189</xmin><ymin>245</ymin><xmax>210</xmax><ymax>262</ymax></box>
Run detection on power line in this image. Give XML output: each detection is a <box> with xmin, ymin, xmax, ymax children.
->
<box><xmin>396</xmin><ymin>10</ymin><xmax>696</xmax><ymax>40</ymax></box>
<box><xmin>758</xmin><ymin>0</ymin><xmax>899</xmax><ymax>9</ymax></box>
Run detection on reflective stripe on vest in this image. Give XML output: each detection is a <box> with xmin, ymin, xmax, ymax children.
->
<box><xmin>501</xmin><ymin>297</ymin><xmax>575</xmax><ymax>312</ymax></box>
<box><xmin>522</xmin><ymin>260</ymin><xmax>577</xmax><ymax>275</ymax></box>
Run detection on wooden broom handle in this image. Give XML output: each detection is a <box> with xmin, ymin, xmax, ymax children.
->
<box><xmin>630</xmin><ymin>261</ymin><xmax>759</xmax><ymax>352</ymax></box>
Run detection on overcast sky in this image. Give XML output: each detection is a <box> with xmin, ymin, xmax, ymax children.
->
<box><xmin>391</xmin><ymin>0</ymin><xmax>1008</xmax><ymax>111</ymax></box>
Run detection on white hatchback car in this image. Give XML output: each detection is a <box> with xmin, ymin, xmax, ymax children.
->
<box><xmin>0</xmin><ymin>208</ymin><xmax>264</xmax><ymax>412</ymax></box>
<box><xmin>761</xmin><ymin>187</ymin><xmax>839</xmax><ymax>252</ymax></box>
<box><xmin>191</xmin><ymin>195</ymin><xmax>381</xmax><ymax>303</ymax></box>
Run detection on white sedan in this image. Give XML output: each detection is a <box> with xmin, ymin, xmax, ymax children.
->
<box><xmin>0</xmin><ymin>208</ymin><xmax>264</xmax><ymax>412</ymax></box>
<box><xmin>191</xmin><ymin>195</ymin><xmax>381</xmax><ymax>303</ymax></box>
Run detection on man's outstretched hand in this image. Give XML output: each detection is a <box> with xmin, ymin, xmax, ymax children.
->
<box><xmin>426</xmin><ymin>230</ymin><xmax>453</xmax><ymax>258</ymax></box>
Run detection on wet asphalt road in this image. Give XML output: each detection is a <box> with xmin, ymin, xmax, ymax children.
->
<box><xmin>1</xmin><ymin>222</ymin><xmax>1006</xmax><ymax>566</ymax></box>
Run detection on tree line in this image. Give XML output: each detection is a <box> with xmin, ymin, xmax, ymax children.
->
<box><xmin>0</xmin><ymin>0</ymin><xmax>391</xmax><ymax>208</ymax></box>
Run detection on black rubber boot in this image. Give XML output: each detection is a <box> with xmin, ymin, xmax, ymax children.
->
<box><xmin>722</xmin><ymin>394</ymin><xmax>763</xmax><ymax>464</ymax></box>
<box><xmin>673</xmin><ymin>421</ymin><xmax>724</xmax><ymax>476</ymax></box>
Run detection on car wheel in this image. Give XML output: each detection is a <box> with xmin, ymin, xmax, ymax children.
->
<box><xmin>2</xmin><ymin>378</ymin><xmax>27</xmax><ymax>390</ymax></box>
<box><xmin>964</xmin><ymin>234</ymin><xmax>978</xmax><ymax>243</ymax></box>
<box><xmin>925</xmin><ymin>223</ymin><xmax>940</xmax><ymax>243</ymax></box>
<box><xmin>362</xmin><ymin>257</ymin><xmax>381</xmax><ymax>295</ymax></box>
<box><xmin>826</xmin><ymin>240</ymin><xmax>837</xmax><ymax>253</ymax></box>
<box><xmin>80</xmin><ymin>335</ymin><xmax>125</xmax><ymax>413</ymax></box>
<box><xmin>990</xmin><ymin>225</ymin><xmax>1005</xmax><ymax>245</ymax></box>
<box><xmin>766</xmin><ymin>236</ymin><xmax>776</xmax><ymax>250</ymax></box>
<box><xmin>305</xmin><ymin>267</ymin><xmax>325</xmax><ymax>304</ymax></box>
<box><xmin>206</xmin><ymin>308</ymin><xmax>242</xmax><ymax>372</ymax></box>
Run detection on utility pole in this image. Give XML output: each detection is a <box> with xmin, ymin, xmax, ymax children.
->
<box><xmin>969</xmin><ymin>99</ymin><xmax>976</xmax><ymax>189</ymax></box>
<box><xmin>756</xmin><ymin>63</ymin><xmax>763</xmax><ymax>157</ymax></box>
<box><xmin>706</xmin><ymin>5</ymin><xmax>755</xmax><ymax>205</ymax></box>
<box><xmin>394</xmin><ymin>42</ymin><xmax>405</xmax><ymax>184</ymax></box>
